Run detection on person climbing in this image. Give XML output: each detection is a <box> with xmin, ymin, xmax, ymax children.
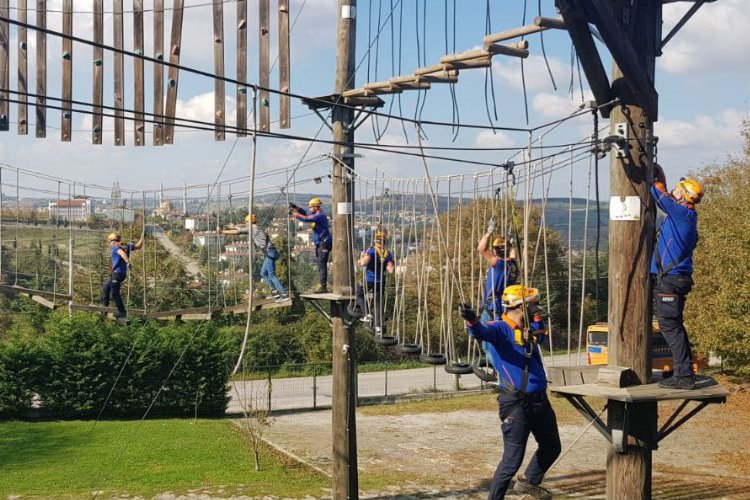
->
<box><xmin>222</xmin><ymin>213</ymin><xmax>289</xmax><ymax>303</ymax></box>
<box><xmin>651</xmin><ymin>164</ymin><xmax>704</xmax><ymax>390</ymax></box>
<box><xmin>102</xmin><ymin>231</ymin><xmax>143</xmax><ymax>319</ymax></box>
<box><xmin>352</xmin><ymin>229</ymin><xmax>395</xmax><ymax>334</ymax></box>
<box><xmin>459</xmin><ymin>285</ymin><xmax>561</xmax><ymax>500</ymax></box>
<box><xmin>477</xmin><ymin>218</ymin><xmax>519</xmax><ymax>374</ymax></box>
<box><xmin>291</xmin><ymin>197</ymin><xmax>332</xmax><ymax>293</ymax></box>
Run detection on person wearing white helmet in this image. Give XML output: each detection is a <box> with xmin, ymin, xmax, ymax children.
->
<box><xmin>459</xmin><ymin>285</ymin><xmax>560</xmax><ymax>500</ymax></box>
<box><xmin>102</xmin><ymin>231</ymin><xmax>143</xmax><ymax>319</ymax></box>
<box><xmin>291</xmin><ymin>197</ymin><xmax>332</xmax><ymax>293</ymax></box>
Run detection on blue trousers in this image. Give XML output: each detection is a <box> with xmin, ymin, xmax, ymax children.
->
<box><xmin>654</xmin><ymin>274</ymin><xmax>694</xmax><ymax>378</ymax></box>
<box><xmin>315</xmin><ymin>242</ymin><xmax>331</xmax><ymax>287</ymax></box>
<box><xmin>260</xmin><ymin>254</ymin><xmax>285</xmax><ymax>295</ymax></box>
<box><xmin>489</xmin><ymin>391</ymin><xmax>561</xmax><ymax>499</ymax></box>
<box><xmin>102</xmin><ymin>271</ymin><xmax>127</xmax><ymax>316</ymax></box>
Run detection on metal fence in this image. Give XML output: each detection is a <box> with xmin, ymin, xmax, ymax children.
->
<box><xmin>227</xmin><ymin>362</ymin><xmax>489</xmax><ymax>414</ymax></box>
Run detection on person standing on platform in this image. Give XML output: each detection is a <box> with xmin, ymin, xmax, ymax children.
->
<box><xmin>353</xmin><ymin>229</ymin><xmax>395</xmax><ymax>334</ymax></box>
<box><xmin>291</xmin><ymin>197</ymin><xmax>332</xmax><ymax>293</ymax></box>
<box><xmin>459</xmin><ymin>285</ymin><xmax>560</xmax><ymax>500</ymax></box>
<box><xmin>651</xmin><ymin>164</ymin><xmax>704</xmax><ymax>390</ymax></box>
<box><xmin>102</xmin><ymin>232</ymin><xmax>143</xmax><ymax>319</ymax></box>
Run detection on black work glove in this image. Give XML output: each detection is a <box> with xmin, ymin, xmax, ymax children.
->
<box><xmin>289</xmin><ymin>203</ymin><xmax>302</xmax><ymax>213</ymax></box>
<box><xmin>458</xmin><ymin>303</ymin><xmax>477</xmax><ymax>323</ymax></box>
<box><xmin>506</xmin><ymin>233</ymin><xmax>516</xmax><ymax>247</ymax></box>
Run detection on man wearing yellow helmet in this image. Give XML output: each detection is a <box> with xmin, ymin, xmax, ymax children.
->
<box><xmin>102</xmin><ymin>231</ymin><xmax>143</xmax><ymax>319</ymax></box>
<box><xmin>651</xmin><ymin>164</ymin><xmax>703</xmax><ymax>390</ymax></box>
<box><xmin>222</xmin><ymin>213</ymin><xmax>289</xmax><ymax>302</ymax></box>
<box><xmin>353</xmin><ymin>229</ymin><xmax>395</xmax><ymax>334</ymax></box>
<box><xmin>291</xmin><ymin>197</ymin><xmax>332</xmax><ymax>293</ymax></box>
<box><xmin>458</xmin><ymin>286</ymin><xmax>560</xmax><ymax>499</ymax></box>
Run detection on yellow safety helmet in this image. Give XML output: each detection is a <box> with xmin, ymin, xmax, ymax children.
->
<box><xmin>502</xmin><ymin>285</ymin><xmax>540</xmax><ymax>308</ymax></box>
<box><xmin>107</xmin><ymin>232</ymin><xmax>121</xmax><ymax>243</ymax></box>
<box><xmin>492</xmin><ymin>236</ymin><xmax>506</xmax><ymax>248</ymax></box>
<box><xmin>677</xmin><ymin>178</ymin><xmax>704</xmax><ymax>204</ymax></box>
<box><xmin>245</xmin><ymin>213</ymin><xmax>257</xmax><ymax>224</ymax></box>
<box><xmin>374</xmin><ymin>230</ymin><xmax>387</xmax><ymax>241</ymax></box>
<box><xmin>308</xmin><ymin>197</ymin><xmax>322</xmax><ymax>208</ymax></box>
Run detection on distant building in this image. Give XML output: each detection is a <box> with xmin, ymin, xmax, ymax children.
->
<box><xmin>192</xmin><ymin>232</ymin><xmax>224</xmax><ymax>247</ymax></box>
<box><xmin>185</xmin><ymin>215</ymin><xmax>212</xmax><ymax>232</ymax></box>
<box><xmin>99</xmin><ymin>207</ymin><xmax>135</xmax><ymax>223</ymax></box>
<box><xmin>48</xmin><ymin>198</ymin><xmax>95</xmax><ymax>222</ymax></box>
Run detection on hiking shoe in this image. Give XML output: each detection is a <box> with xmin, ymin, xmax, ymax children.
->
<box><xmin>312</xmin><ymin>285</ymin><xmax>328</xmax><ymax>294</ymax></box>
<box><xmin>347</xmin><ymin>304</ymin><xmax>364</xmax><ymax>318</ymax></box>
<box><xmin>513</xmin><ymin>476</ymin><xmax>552</xmax><ymax>499</ymax></box>
<box><xmin>658</xmin><ymin>375</ymin><xmax>695</xmax><ymax>390</ymax></box>
<box><xmin>362</xmin><ymin>314</ymin><xmax>373</xmax><ymax>323</ymax></box>
<box><xmin>266</xmin><ymin>291</ymin><xmax>281</xmax><ymax>300</ymax></box>
<box><xmin>275</xmin><ymin>294</ymin><xmax>290</xmax><ymax>303</ymax></box>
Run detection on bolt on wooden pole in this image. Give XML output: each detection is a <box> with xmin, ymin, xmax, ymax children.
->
<box><xmin>331</xmin><ymin>1</ymin><xmax>358</xmax><ymax>498</ymax></box>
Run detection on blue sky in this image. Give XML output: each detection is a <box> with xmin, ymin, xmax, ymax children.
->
<box><xmin>0</xmin><ymin>0</ymin><xmax>748</xmax><ymax>203</ymax></box>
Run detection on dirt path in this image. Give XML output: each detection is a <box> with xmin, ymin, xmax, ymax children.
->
<box><xmin>250</xmin><ymin>385</ymin><xmax>750</xmax><ymax>498</ymax></box>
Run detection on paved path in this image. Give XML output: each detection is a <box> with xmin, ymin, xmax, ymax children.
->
<box><xmin>150</xmin><ymin>225</ymin><xmax>203</xmax><ymax>278</ymax></box>
<box><xmin>228</xmin><ymin>352</ymin><xmax>587</xmax><ymax>413</ymax></box>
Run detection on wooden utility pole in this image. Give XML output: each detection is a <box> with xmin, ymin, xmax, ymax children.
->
<box><xmin>604</xmin><ymin>1</ymin><xmax>660</xmax><ymax>498</ymax></box>
<box><xmin>331</xmin><ymin>0</ymin><xmax>358</xmax><ymax>498</ymax></box>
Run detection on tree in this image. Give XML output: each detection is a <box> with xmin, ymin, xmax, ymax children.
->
<box><xmin>685</xmin><ymin>122</ymin><xmax>750</xmax><ymax>374</ymax></box>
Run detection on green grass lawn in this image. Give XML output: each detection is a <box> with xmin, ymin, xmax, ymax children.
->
<box><xmin>0</xmin><ymin>418</ymin><xmax>328</xmax><ymax>498</ymax></box>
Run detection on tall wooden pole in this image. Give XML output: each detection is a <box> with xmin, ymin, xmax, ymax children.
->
<box><xmin>331</xmin><ymin>0</ymin><xmax>358</xmax><ymax>498</ymax></box>
<box><xmin>606</xmin><ymin>1</ymin><xmax>661</xmax><ymax>498</ymax></box>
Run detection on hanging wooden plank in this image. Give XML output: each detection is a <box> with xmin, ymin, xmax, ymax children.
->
<box><xmin>35</xmin><ymin>0</ymin><xmax>46</xmax><ymax>138</ymax></box>
<box><xmin>278</xmin><ymin>0</ymin><xmax>290</xmax><ymax>129</ymax></box>
<box><xmin>153</xmin><ymin>0</ymin><xmax>164</xmax><ymax>145</ymax></box>
<box><xmin>258</xmin><ymin>0</ymin><xmax>270</xmax><ymax>132</ymax></box>
<box><xmin>113</xmin><ymin>0</ymin><xmax>124</xmax><ymax>145</ymax></box>
<box><xmin>133</xmin><ymin>0</ymin><xmax>145</xmax><ymax>145</ymax></box>
<box><xmin>235</xmin><ymin>0</ymin><xmax>247</xmax><ymax>137</ymax></box>
<box><xmin>0</xmin><ymin>0</ymin><xmax>9</xmax><ymax>131</ymax></box>
<box><xmin>60</xmin><ymin>0</ymin><xmax>73</xmax><ymax>141</ymax></box>
<box><xmin>212</xmin><ymin>0</ymin><xmax>225</xmax><ymax>141</ymax></box>
<box><xmin>17</xmin><ymin>0</ymin><xmax>28</xmax><ymax>135</ymax></box>
<box><xmin>163</xmin><ymin>0</ymin><xmax>184</xmax><ymax>144</ymax></box>
<box><xmin>92</xmin><ymin>0</ymin><xmax>103</xmax><ymax>144</ymax></box>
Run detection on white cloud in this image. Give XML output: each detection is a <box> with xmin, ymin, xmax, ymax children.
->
<box><xmin>656</xmin><ymin>108</ymin><xmax>746</xmax><ymax>150</ymax></box>
<box><xmin>531</xmin><ymin>91</ymin><xmax>593</xmax><ymax>121</ymax></box>
<box><xmin>176</xmin><ymin>91</ymin><xmax>237</xmax><ymax>127</ymax></box>
<box><xmin>660</xmin><ymin>0</ymin><xmax>750</xmax><ymax>76</ymax></box>
<box><xmin>492</xmin><ymin>55</ymin><xmax>570</xmax><ymax>92</ymax></box>
<box><xmin>475</xmin><ymin>130</ymin><xmax>515</xmax><ymax>148</ymax></box>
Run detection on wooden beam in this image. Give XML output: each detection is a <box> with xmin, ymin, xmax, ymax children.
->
<box><xmin>558</xmin><ymin>0</ymin><xmax>612</xmax><ymax>118</ymax></box>
<box><xmin>212</xmin><ymin>0</ymin><xmax>225</xmax><ymax>140</ymax></box>
<box><xmin>278</xmin><ymin>0</ymin><xmax>290</xmax><ymax>129</ymax></box>
<box><xmin>534</xmin><ymin>16</ymin><xmax>566</xmax><ymax>30</ymax></box>
<box><xmin>0</xmin><ymin>284</ymin><xmax>71</xmax><ymax>300</ymax></box>
<box><xmin>598</xmin><ymin>366</ymin><xmax>640</xmax><ymax>388</ymax></box>
<box><xmin>92</xmin><ymin>0</ymin><xmax>103</xmax><ymax>144</ymax></box>
<box><xmin>113</xmin><ymin>0</ymin><xmax>124</xmax><ymax>146</ymax></box>
<box><xmin>235</xmin><ymin>0</ymin><xmax>247</xmax><ymax>137</ymax></box>
<box><xmin>415</xmin><ymin>72</ymin><xmax>458</xmax><ymax>84</ymax></box>
<box><xmin>60</xmin><ymin>0</ymin><xmax>72</xmax><ymax>140</ymax></box>
<box><xmin>0</xmin><ymin>0</ymin><xmax>9</xmax><ymax>131</ymax></box>
<box><xmin>163</xmin><ymin>0</ymin><xmax>184</xmax><ymax>144</ymax></box>
<box><xmin>446</xmin><ymin>57</ymin><xmax>492</xmax><ymax>70</ymax></box>
<box><xmin>153</xmin><ymin>0</ymin><xmax>164</xmax><ymax>145</ymax></box>
<box><xmin>483</xmin><ymin>24</ymin><xmax>543</xmax><ymax>45</ymax></box>
<box><xmin>258</xmin><ymin>0</ymin><xmax>270</xmax><ymax>132</ymax></box>
<box><xmin>486</xmin><ymin>42</ymin><xmax>530</xmax><ymax>58</ymax></box>
<box><xmin>389</xmin><ymin>80</ymin><xmax>430</xmax><ymax>91</ymax></box>
<box><xmin>31</xmin><ymin>295</ymin><xmax>56</xmax><ymax>309</ymax></box>
<box><xmin>585</xmin><ymin>0</ymin><xmax>659</xmax><ymax>119</ymax></box>
<box><xmin>133</xmin><ymin>0</ymin><xmax>145</xmax><ymax>146</ymax></box>
<box><xmin>17</xmin><ymin>0</ymin><xmax>27</xmax><ymax>135</ymax></box>
<box><xmin>35</xmin><ymin>0</ymin><xmax>46</xmax><ymax>138</ymax></box>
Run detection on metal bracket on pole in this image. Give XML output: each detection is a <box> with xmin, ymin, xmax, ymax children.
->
<box><xmin>609</xmin><ymin>401</ymin><xmax>629</xmax><ymax>454</ymax></box>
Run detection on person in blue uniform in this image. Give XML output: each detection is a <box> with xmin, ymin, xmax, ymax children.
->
<box><xmin>102</xmin><ymin>232</ymin><xmax>143</xmax><ymax>319</ymax></box>
<box><xmin>651</xmin><ymin>164</ymin><xmax>704</xmax><ymax>390</ymax></box>
<box><xmin>291</xmin><ymin>197</ymin><xmax>332</xmax><ymax>293</ymax></box>
<box><xmin>459</xmin><ymin>285</ymin><xmax>560</xmax><ymax>500</ymax></box>
<box><xmin>354</xmin><ymin>230</ymin><xmax>395</xmax><ymax>334</ymax></box>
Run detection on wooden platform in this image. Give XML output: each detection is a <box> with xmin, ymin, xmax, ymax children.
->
<box><xmin>299</xmin><ymin>292</ymin><xmax>356</xmax><ymax>301</ymax></box>
<box><xmin>550</xmin><ymin>381</ymin><xmax>729</xmax><ymax>403</ymax></box>
<box><xmin>0</xmin><ymin>284</ymin><xmax>71</xmax><ymax>301</ymax></box>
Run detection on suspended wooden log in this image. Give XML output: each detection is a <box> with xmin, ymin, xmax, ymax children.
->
<box><xmin>35</xmin><ymin>0</ymin><xmax>46</xmax><ymax>138</ymax></box>
<box><xmin>487</xmin><ymin>41</ymin><xmax>530</xmax><ymax>58</ymax></box>
<box><xmin>447</xmin><ymin>56</ymin><xmax>492</xmax><ymax>70</ymax></box>
<box><xmin>534</xmin><ymin>16</ymin><xmax>566</xmax><ymax>30</ymax></box>
<box><xmin>212</xmin><ymin>0</ymin><xmax>225</xmax><ymax>141</ymax></box>
<box><xmin>413</xmin><ymin>63</ymin><xmax>450</xmax><ymax>76</ymax></box>
<box><xmin>440</xmin><ymin>41</ymin><xmax>528</xmax><ymax>65</ymax></box>
<box><xmin>113</xmin><ymin>0</ymin><xmax>124</xmax><ymax>146</ymax></box>
<box><xmin>17</xmin><ymin>0</ymin><xmax>27</xmax><ymax>135</ymax></box>
<box><xmin>153</xmin><ymin>0</ymin><xmax>164</xmax><ymax>145</ymax></box>
<box><xmin>258</xmin><ymin>0</ymin><xmax>270</xmax><ymax>132</ymax></box>
<box><xmin>483</xmin><ymin>17</ymin><xmax>564</xmax><ymax>46</ymax></box>
<box><xmin>163</xmin><ymin>0</ymin><xmax>184</xmax><ymax>144</ymax></box>
<box><xmin>60</xmin><ymin>0</ymin><xmax>72</xmax><ymax>140</ymax></box>
<box><xmin>390</xmin><ymin>80</ymin><xmax>431</xmax><ymax>91</ymax></box>
<box><xmin>133</xmin><ymin>0</ymin><xmax>145</xmax><ymax>146</ymax></box>
<box><xmin>0</xmin><ymin>0</ymin><xmax>9</xmax><ymax>131</ymax></box>
<box><xmin>278</xmin><ymin>0</ymin><xmax>290</xmax><ymax>129</ymax></box>
<box><xmin>235</xmin><ymin>0</ymin><xmax>247</xmax><ymax>137</ymax></box>
<box><xmin>92</xmin><ymin>0</ymin><xmax>103</xmax><ymax>144</ymax></box>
